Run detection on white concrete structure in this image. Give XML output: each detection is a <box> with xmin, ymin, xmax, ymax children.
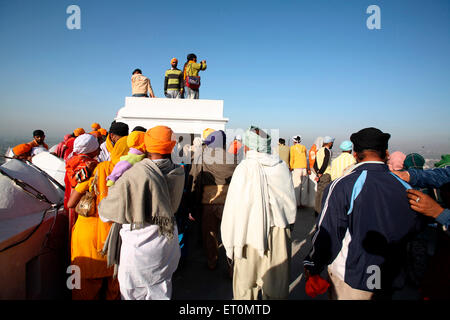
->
<box><xmin>114</xmin><ymin>97</ymin><xmax>229</xmax><ymax>135</ymax></box>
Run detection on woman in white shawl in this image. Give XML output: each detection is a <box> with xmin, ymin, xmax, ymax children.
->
<box><xmin>220</xmin><ymin>126</ymin><xmax>297</xmax><ymax>300</ymax></box>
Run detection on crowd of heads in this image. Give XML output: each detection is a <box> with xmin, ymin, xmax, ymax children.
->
<box><xmin>12</xmin><ymin>124</ymin><xmax>448</xmax><ymax>175</ymax></box>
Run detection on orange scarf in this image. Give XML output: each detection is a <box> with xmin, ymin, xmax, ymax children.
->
<box><xmin>105</xmin><ymin>134</ymin><xmax>114</xmax><ymax>154</ymax></box>
<box><xmin>92</xmin><ymin>136</ymin><xmax>129</xmax><ymax>251</ymax></box>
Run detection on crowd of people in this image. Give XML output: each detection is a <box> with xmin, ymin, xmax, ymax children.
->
<box><xmin>131</xmin><ymin>53</ymin><xmax>207</xmax><ymax>100</ymax></box>
<box><xmin>9</xmin><ymin>122</ymin><xmax>450</xmax><ymax>301</ymax></box>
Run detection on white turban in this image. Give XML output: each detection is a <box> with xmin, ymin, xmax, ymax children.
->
<box><xmin>73</xmin><ymin>134</ymin><xmax>99</xmax><ymax>155</ymax></box>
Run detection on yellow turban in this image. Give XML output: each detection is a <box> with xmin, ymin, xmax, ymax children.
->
<box><xmin>144</xmin><ymin>126</ymin><xmax>176</xmax><ymax>155</ymax></box>
<box><xmin>127</xmin><ymin>131</ymin><xmax>146</xmax><ymax>152</ymax></box>
<box><xmin>74</xmin><ymin>128</ymin><xmax>85</xmax><ymax>137</ymax></box>
<box><xmin>202</xmin><ymin>128</ymin><xmax>215</xmax><ymax>140</ymax></box>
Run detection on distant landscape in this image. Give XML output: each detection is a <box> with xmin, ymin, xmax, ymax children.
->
<box><xmin>0</xmin><ymin>136</ymin><xmax>443</xmax><ymax>169</ymax></box>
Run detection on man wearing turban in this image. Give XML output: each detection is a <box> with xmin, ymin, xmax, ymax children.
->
<box><xmin>164</xmin><ymin>58</ymin><xmax>184</xmax><ymax>99</ymax></box>
<box><xmin>330</xmin><ymin>140</ymin><xmax>356</xmax><ymax>181</ymax></box>
<box><xmin>313</xmin><ymin>135</ymin><xmax>335</xmax><ymax>215</ymax></box>
<box><xmin>220</xmin><ymin>126</ymin><xmax>297</xmax><ymax>299</ymax></box>
<box><xmin>290</xmin><ymin>135</ymin><xmax>310</xmax><ymax>208</ymax></box>
<box><xmin>304</xmin><ymin>127</ymin><xmax>420</xmax><ymax>300</ymax></box>
<box><xmin>98</xmin><ymin>126</ymin><xmax>185</xmax><ymax>300</ymax></box>
<box><xmin>188</xmin><ymin>130</ymin><xmax>237</xmax><ymax>271</ymax></box>
<box><xmin>98</xmin><ymin>121</ymin><xmax>129</xmax><ymax>162</ymax></box>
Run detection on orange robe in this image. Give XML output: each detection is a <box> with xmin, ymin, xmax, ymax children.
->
<box><xmin>309</xmin><ymin>144</ymin><xmax>318</xmax><ymax>170</ymax></box>
<box><xmin>71</xmin><ymin>136</ymin><xmax>129</xmax><ymax>299</ymax></box>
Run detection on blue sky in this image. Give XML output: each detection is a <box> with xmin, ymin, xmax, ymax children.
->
<box><xmin>0</xmin><ymin>0</ymin><xmax>449</xmax><ymax>155</ymax></box>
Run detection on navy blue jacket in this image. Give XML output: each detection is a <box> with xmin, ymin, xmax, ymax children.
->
<box><xmin>304</xmin><ymin>162</ymin><xmax>421</xmax><ymax>293</ymax></box>
<box><xmin>408</xmin><ymin>166</ymin><xmax>450</xmax><ymax>227</ymax></box>
<box><xmin>409</xmin><ymin>166</ymin><xmax>450</xmax><ymax>189</ymax></box>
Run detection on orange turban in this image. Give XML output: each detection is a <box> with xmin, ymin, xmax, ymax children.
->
<box><xmin>91</xmin><ymin>123</ymin><xmax>101</xmax><ymax>130</ymax></box>
<box><xmin>90</xmin><ymin>131</ymin><xmax>101</xmax><ymax>138</ymax></box>
<box><xmin>171</xmin><ymin>58</ymin><xmax>178</xmax><ymax>64</ymax></box>
<box><xmin>13</xmin><ymin>143</ymin><xmax>32</xmax><ymax>156</ymax></box>
<box><xmin>127</xmin><ymin>131</ymin><xmax>146</xmax><ymax>152</ymax></box>
<box><xmin>74</xmin><ymin>128</ymin><xmax>85</xmax><ymax>137</ymax></box>
<box><xmin>202</xmin><ymin>128</ymin><xmax>215</xmax><ymax>140</ymax></box>
<box><xmin>98</xmin><ymin>128</ymin><xmax>107</xmax><ymax>136</ymax></box>
<box><xmin>144</xmin><ymin>126</ymin><xmax>176</xmax><ymax>155</ymax></box>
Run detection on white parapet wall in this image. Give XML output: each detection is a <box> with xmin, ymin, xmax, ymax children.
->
<box><xmin>115</xmin><ymin>97</ymin><xmax>229</xmax><ymax>135</ymax></box>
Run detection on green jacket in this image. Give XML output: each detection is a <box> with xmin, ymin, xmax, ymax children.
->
<box><xmin>185</xmin><ymin>61</ymin><xmax>207</xmax><ymax>77</ymax></box>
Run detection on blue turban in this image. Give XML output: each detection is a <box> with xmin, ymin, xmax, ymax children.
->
<box><xmin>204</xmin><ymin>130</ymin><xmax>226</xmax><ymax>149</ymax></box>
<box><xmin>243</xmin><ymin>126</ymin><xmax>271</xmax><ymax>154</ymax></box>
<box><xmin>339</xmin><ymin>140</ymin><xmax>353</xmax><ymax>151</ymax></box>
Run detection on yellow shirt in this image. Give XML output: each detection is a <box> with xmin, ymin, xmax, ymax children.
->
<box><xmin>331</xmin><ymin>152</ymin><xmax>356</xmax><ymax>181</ymax></box>
<box><xmin>131</xmin><ymin>74</ymin><xmax>154</xmax><ymax>96</ymax></box>
<box><xmin>276</xmin><ymin>144</ymin><xmax>290</xmax><ymax>167</ymax></box>
<box><xmin>289</xmin><ymin>144</ymin><xmax>307</xmax><ymax>170</ymax></box>
<box><xmin>316</xmin><ymin>147</ymin><xmax>332</xmax><ymax>175</ymax></box>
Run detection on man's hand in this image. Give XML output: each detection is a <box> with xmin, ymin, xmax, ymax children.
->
<box><xmin>406</xmin><ymin>189</ymin><xmax>444</xmax><ymax>218</ymax></box>
<box><xmin>392</xmin><ymin>170</ymin><xmax>410</xmax><ymax>183</ymax></box>
<box><xmin>307</xmin><ymin>169</ymin><xmax>311</xmax><ymax>175</ymax></box>
<box><xmin>188</xmin><ymin>213</ymin><xmax>195</xmax><ymax>221</ymax></box>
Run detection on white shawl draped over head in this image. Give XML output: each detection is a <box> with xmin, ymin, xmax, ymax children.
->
<box><xmin>220</xmin><ymin>149</ymin><xmax>297</xmax><ymax>260</ymax></box>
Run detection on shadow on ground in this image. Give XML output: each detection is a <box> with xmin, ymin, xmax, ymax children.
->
<box><xmin>172</xmin><ymin>206</ymin><xmax>328</xmax><ymax>300</ymax></box>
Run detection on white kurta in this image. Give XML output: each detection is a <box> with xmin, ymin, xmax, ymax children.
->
<box><xmin>221</xmin><ymin>150</ymin><xmax>297</xmax><ymax>259</ymax></box>
<box><xmin>221</xmin><ymin>150</ymin><xmax>297</xmax><ymax>300</ymax></box>
<box><xmin>118</xmin><ymin>224</ymin><xmax>181</xmax><ymax>300</ymax></box>
<box><xmin>98</xmin><ymin>141</ymin><xmax>111</xmax><ymax>162</ymax></box>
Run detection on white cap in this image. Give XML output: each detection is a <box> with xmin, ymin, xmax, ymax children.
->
<box><xmin>235</xmin><ymin>135</ymin><xmax>242</xmax><ymax>141</ymax></box>
<box><xmin>323</xmin><ymin>136</ymin><xmax>335</xmax><ymax>143</ymax></box>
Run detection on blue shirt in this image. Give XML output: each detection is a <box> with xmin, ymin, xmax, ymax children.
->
<box><xmin>408</xmin><ymin>166</ymin><xmax>450</xmax><ymax>227</ymax></box>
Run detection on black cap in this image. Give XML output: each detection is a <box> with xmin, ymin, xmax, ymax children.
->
<box><xmin>132</xmin><ymin>126</ymin><xmax>147</xmax><ymax>132</ymax></box>
<box><xmin>350</xmin><ymin>127</ymin><xmax>390</xmax><ymax>152</ymax></box>
<box><xmin>187</xmin><ymin>53</ymin><xmax>197</xmax><ymax>61</ymax></box>
<box><xmin>109</xmin><ymin>121</ymin><xmax>129</xmax><ymax>137</ymax></box>
<box><xmin>33</xmin><ymin>129</ymin><xmax>45</xmax><ymax>137</ymax></box>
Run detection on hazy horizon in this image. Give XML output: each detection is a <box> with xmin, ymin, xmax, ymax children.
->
<box><xmin>0</xmin><ymin>0</ymin><xmax>449</xmax><ymax>156</ymax></box>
